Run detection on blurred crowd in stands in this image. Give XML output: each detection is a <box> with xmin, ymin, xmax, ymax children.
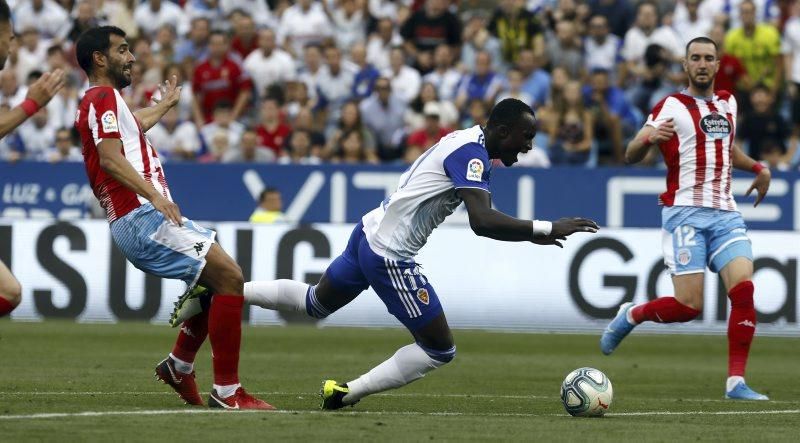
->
<box><xmin>1</xmin><ymin>0</ymin><xmax>799</xmax><ymax>170</ymax></box>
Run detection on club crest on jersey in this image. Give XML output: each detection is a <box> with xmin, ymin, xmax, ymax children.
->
<box><xmin>101</xmin><ymin>110</ymin><xmax>118</xmax><ymax>133</ymax></box>
<box><xmin>416</xmin><ymin>288</ymin><xmax>430</xmax><ymax>305</ymax></box>
<box><xmin>677</xmin><ymin>248</ymin><xmax>692</xmax><ymax>266</ymax></box>
<box><xmin>466</xmin><ymin>158</ymin><xmax>484</xmax><ymax>182</ymax></box>
<box><xmin>699</xmin><ymin>113</ymin><xmax>731</xmax><ymax>139</ymax></box>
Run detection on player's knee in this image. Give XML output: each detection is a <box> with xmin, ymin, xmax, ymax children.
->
<box><xmin>1</xmin><ymin>279</ymin><xmax>21</xmax><ymax>306</ymax></box>
<box><xmin>220</xmin><ymin>262</ymin><xmax>244</xmax><ymax>294</ymax></box>
<box><xmin>420</xmin><ymin>343</ymin><xmax>456</xmax><ymax>365</ymax></box>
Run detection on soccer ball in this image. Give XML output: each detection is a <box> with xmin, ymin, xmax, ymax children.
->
<box><xmin>560</xmin><ymin>367</ymin><xmax>613</xmax><ymax>417</ymax></box>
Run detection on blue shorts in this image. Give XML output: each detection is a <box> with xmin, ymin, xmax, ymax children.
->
<box><xmin>325</xmin><ymin>222</ymin><xmax>443</xmax><ymax>331</ymax></box>
<box><xmin>661</xmin><ymin>206</ymin><xmax>753</xmax><ymax>275</ymax></box>
<box><xmin>110</xmin><ymin>203</ymin><xmax>216</xmax><ymax>287</ymax></box>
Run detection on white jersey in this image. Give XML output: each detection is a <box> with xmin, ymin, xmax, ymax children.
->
<box><xmin>362</xmin><ymin>125</ymin><xmax>491</xmax><ymax>261</ymax></box>
<box><xmin>645</xmin><ymin>90</ymin><xmax>738</xmax><ymax>211</ymax></box>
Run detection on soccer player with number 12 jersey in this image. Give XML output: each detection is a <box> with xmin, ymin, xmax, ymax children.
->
<box><xmin>601</xmin><ymin>37</ymin><xmax>772</xmax><ymax>401</ymax></box>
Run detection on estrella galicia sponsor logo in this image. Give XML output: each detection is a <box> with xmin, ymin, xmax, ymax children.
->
<box><xmin>700</xmin><ymin>113</ymin><xmax>731</xmax><ymax>139</ymax></box>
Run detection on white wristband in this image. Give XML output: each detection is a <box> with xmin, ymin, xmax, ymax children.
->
<box><xmin>532</xmin><ymin>220</ymin><xmax>552</xmax><ymax>237</ymax></box>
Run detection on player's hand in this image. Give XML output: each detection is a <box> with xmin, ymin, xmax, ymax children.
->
<box><xmin>152</xmin><ymin>75</ymin><xmax>182</xmax><ymax>108</ymax></box>
<box><xmin>650</xmin><ymin>118</ymin><xmax>675</xmax><ymax>145</ymax></box>
<box><xmin>535</xmin><ymin>217</ymin><xmax>599</xmax><ymax>248</ymax></box>
<box><xmin>745</xmin><ymin>167</ymin><xmax>771</xmax><ymax>207</ymax></box>
<box><xmin>151</xmin><ymin>194</ymin><xmax>183</xmax><ymax>226</ymax></box>
<box><xmin>26</xmin><ymin>69</ymin><xmax>66</xmax><ymax>107</ymax></box>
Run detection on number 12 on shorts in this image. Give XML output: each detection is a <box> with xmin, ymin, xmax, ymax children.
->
<box><xmin>674</xmin><ymin>225</ymin><xmax>697</xmax><ymax>247</ymax></box>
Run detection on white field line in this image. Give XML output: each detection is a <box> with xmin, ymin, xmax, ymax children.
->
<box><xmin>1</xmin><ymin>409</ymin><xmax>800</xmax><ymax>421</ymax></box>
<box><xmin>0</xmin><ymin>391</ymin><xmax>796</xmax><ymax>404</ymax></box>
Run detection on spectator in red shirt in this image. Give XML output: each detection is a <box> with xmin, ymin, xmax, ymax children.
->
<box><xmin>230</xmin><ymin>13</ymin><xmax>258</xmax><ymax>60</ymax></box>
<box><xmin>255</xmin><ymin>97</ymin><xmax>292</xmax><ymax>157</ymax></box>
<box><xmin>404</xmin><ymin>101</ymin><xmax>451</xmax><ymax>163</ymax></box>
<box><xmin>711</xmin><ymin>24</ymin><xmax>750</xmax><ymax>95</ymax></box>
<box><xmin>192</xmin><ymin>30</ymin><xmax>253</xmax><ymax>125</ymax></box>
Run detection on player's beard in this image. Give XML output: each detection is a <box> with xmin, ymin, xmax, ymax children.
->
<box><xmin>110</xmin><ymin>61</ymin><xmax>133</xmax><ymax>90</ymax></box>
<box><xmin>689</xmin><ymin>72</ymin><xmax>713</xmax><ymax>92</ymax></box>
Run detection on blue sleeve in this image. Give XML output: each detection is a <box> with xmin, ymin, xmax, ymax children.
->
<box><xmin>442</xmin><ymin>142</ymin><xmax>491</xmax><ymax>192</ymax></box>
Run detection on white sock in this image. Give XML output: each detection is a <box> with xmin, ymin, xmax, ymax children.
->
<box><xmin>342</xmin><ymin>343</ymin><xmax>446</xmax><ymax>405</ymax></box>
<box><xmin>727</xmin><ymin>376</ymin><xmax>745</xmax><ymax>392</ymax></box>
<box><xmin>626</xmin><ymin>306</ymin><xmax>638</xmax><ymax>325</ymax></box>
<box><xmin>243</xmin><ymin>280</ymin><xmax>309</xmax><ymax>312</ymax></box>
<box><xmin>169</xmin><ymin>353</ymin><xmax>193</xmax><ymax>374</ymax></box>
<box><xmin>213</xmin><ymin>383</ymin><xmax>242</xmax><ymax>399</ymax></box>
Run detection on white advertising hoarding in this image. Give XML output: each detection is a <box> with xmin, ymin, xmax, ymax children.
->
<box><xmin>2</xmin><ymin>221</ymin><xmax>797</xmax><ymax>335</ymax></box>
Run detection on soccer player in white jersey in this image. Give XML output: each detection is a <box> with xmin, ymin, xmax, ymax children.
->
<box><xmin>174</xmin><ymin>98</ymin><xmax>599</xmax><ymax>409</ymax></box>
<box><xmin>0</xmin><ymin>0</ymin><xmax>65</xmax><ymax>319</ymax></box>
<box><xmin>73</xmin><ymin>26</ymin><xmax>273</xmax><ymax>410</ymax></box>
<box><xmin>600</xmin><ymin>37</ymin><xmax>772</xmax><ymax>400</ymax></box>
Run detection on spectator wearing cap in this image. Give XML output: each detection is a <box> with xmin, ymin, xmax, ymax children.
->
<box><xmin>366</xmin><ymin>17</ymin><xmax>402</xmax><ymax>72</ymax></box>
<box><xmin>455</xmin><ymin>51</ymin><xmax>504</xmax><ymax>112</ymax></box>
<box><xmin>351</xmin><ymin>42</ymin><xmax>381</xmax><ymax>100</ymax></box>
<box><xmin>244</xmin><ymin>28</ymin><xmax>296</xmax><ymax>101</ymax></box>
<box><xmin>400</xmin><ymin>0</ymin><xmax>461</xmax><ymax>68</ymax></box>
<box><xmin>360</xmin><ymin>77</ymin><xmax>408</xmax><ymax>161</ymax></box>
<box><xmin>174</xmin><ymin>17</ymin><xmax>211</xmax><ymax>66</ymax></box>
<box><xmin>404</xmin><ymin>101</ymin><xmax>452</xmax><ymax>163</ymax></box>
<box><xmin>584</xmin><ymin>15</ymin><xmax>622</xmax><ymax>78</ymax></box>
<box><xmin>488</xmin><ymin>0</ymin><xmax>545</xmax><ymax>65</ymax></box>
<box><xmin>278</xmin><ymin>0</ymin><xmax>332</xmax><ymax>58</ymax></box>
<box><xmin>192</xmin><ymin>30</ymin><xmax>253</xmax><ymax>125</ymax></box>
<box><xmin>255</xmin><ymin>97</ymin><xmax>292</xmax><ymax>158</ymax></box>
<box><xmin>12</xmin><ymin>0</ymin><xmax>70</xmax><ymax>40</ymax></box>
<box><xmin>383</xmin><ymin>47</ymin><xmax>422</xmax><ymax>104</ymax></box>
<box><xmin>422</xmin><ymin>44</ymin><xmax>461</xmax><ymax>102</ymax></box>
<box><xmin>146</xmin><ymin>107</ymin><xmax>203</xmax><ymax>162</ymax></box>
<box><xmin>134</xmin><ymin>0</ymin><xmax>189</xmax><ymax>37</ymax></box>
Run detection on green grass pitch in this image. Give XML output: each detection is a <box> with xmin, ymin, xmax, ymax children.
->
<box><xmin>1</xmin><ymin>321</ymin><xmax>798</xmax><ymax>441</ymax></box>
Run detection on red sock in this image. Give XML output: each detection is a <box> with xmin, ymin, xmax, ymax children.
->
<box><xmin>0</xmin><ymin>296</ymin><xmax>14</xmax><ymax>317</ymax></box>
<box><xmin>208</xmin><ymin>294</ymin><xmax>243</xmax><ymax>386</ymax></box>
<box><xmin>630</xmin><ymin>297</ymin><xmax>701</xmax><ymax>324</ymax></box>
<box><xmin>727</xmin><ymin>280</ymin><xmax>756</xmax><ymax>377</ymax></box>
<box><xmin>171</xmin><ymin>309</ymin><xmax>209</xmax><ymax>366</ymax></box>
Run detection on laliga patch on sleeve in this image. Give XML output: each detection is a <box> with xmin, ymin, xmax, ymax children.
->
<box><xmin>466</xmin><ymin>158</ymin><xmax>484</xmax><ymax>182</ymax></box>
<box><xmin>101</xmin><ymin>110</ymin><xmax>119</xmax><ymax>133</ymax></box>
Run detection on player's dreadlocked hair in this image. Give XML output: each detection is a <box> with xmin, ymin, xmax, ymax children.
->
<box><xmin>0</xmin><ymin>0</ymin><xmax>10</xmax><ymax>22</ymax></box>
<box><xmin>486</xmin><ymin>98</ymin><xmax>536</xmax><ymax>129</ymax></box>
